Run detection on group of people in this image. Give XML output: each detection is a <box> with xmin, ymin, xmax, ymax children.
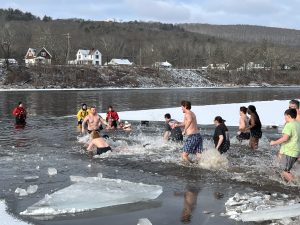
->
<box><xmin>76</xmin><ymin>104</ymin><xmax>132</xmax><ymax>156</ymax></box>
<box><xmin>11</xmin><ymin>98</ymin><xmax>300</xmax><ymax>182</ymax></box>
<box><xmin>163</xmin><ymin>99</ymin><xmax>300</xmax><ymax>182</ymax></box>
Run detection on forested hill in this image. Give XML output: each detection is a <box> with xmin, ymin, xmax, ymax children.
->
<box><xmin>0</xmin><ymin>8</ymin><xmax>300</xmax><ymax>69</ymax></box>
<box><xmin>180</xmin><ymin>24</ymin><xmax>300</xmax><ymax>46</ymax></box>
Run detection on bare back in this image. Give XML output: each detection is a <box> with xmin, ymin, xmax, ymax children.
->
<box><xmin>184</xmin><ymin>110</ymin><xmax>199</xmax><ymax>135</ymax></box>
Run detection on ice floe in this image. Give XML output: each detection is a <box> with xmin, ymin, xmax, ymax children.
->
<box><xmin>0</xmin><ymin>200</ymin><xmax>31</xmax><ymax>225</ymax></box>
<box><xmin>112</xmin><ymin>100</ymin><xmax>290</xmax><ymax>126</ymax></box>
<box><xmin>47</xmin><ymin>168</ymin><xmax>57</xmax><ymax>176</ymax></box>
<box><xmin>21</xmin><ymin>176</ymin><xmax>163</xmax><ymax>216</ymax></box>
<box><xmin>137</xmin><ymin>218</ymin><xmax>152</xmax><ymax>225</ymax></box>
<box><xmin>224</xmin><ymin>192</ymin><xmax>300</xmax><ymax>223</ymax></box>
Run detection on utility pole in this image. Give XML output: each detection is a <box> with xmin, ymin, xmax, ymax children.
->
<box><xmin>64</xmin><ymin>33</ymin><xmax>71</xmax><ymax>64</ymax></box>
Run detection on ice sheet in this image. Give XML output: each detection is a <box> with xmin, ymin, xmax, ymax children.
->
<box><xmin>21</xmin><ymin>176</ymin><xmax>163</xmax><ymax>216</ymax></box>
<box><xmin>240</xmin><ymin>203</ymin><xmax>300</xmax><ymax>222</ymax></box>
<box><xmin>0</xmin><ymin>200</ymin><xmax>31</xmax><ymax>225</ymax></box>
<box><xmin>108</xmin><ymin>100</ymin><xmax>289</xmax><ymax>126</ymax></box>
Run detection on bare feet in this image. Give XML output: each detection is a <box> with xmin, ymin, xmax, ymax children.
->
<box><xmin>281</xmin><ymin>171</ymin><xmax>294</xmax><ymax>182</ymax></box>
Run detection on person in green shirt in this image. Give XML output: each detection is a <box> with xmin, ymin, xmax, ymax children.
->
<box><xmin>270</xmin><ymin>108</ymin><xmax>300</xmax><ymax>182</ymax></box>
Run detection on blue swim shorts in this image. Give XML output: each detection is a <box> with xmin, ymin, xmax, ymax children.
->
<box><xmin>183</xmin><ymin>133</ymin><xmax>203</xmax><ymax>154</ymax></box>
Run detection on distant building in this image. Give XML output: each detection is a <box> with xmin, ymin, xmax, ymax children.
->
<box><xmin>74</xmin><ymin>49</ymin><xmax>102</xmax><ymax>65</ymax></box>
<box><xmin>237</xmin><ymin>62</ymin><xmax>266</xmax><ymax>71</ymax></box>
<box><xmin>153</xmin><ymin>61</ymin><xmax>172</xmax><ymax>68</ymax></box>
<box><xmin>208</xmin><ymin>63</ymin><xmax>229</xmax><ymax>71</ymax></box>
<box><xmin>107</xmin><ymin>58</ymin><xmax>133</xmax><ymax>66</ymax></box>
<box><xmin>24</xmin><ymin>47</ymin><xmax>52</xmax><ymax>66</ymax></box>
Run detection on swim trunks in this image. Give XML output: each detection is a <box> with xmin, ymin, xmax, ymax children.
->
<box><xmin>183</xmin><ymin>133</ymin><xmax>203</xmax><ymax>154</ymax></box>
<box><xmin>96</xmin><ymin>146</ymin><xmax>112</xmax><ymax>155</ymax></box>
<box><xmin>87</xmin><ymin>128</ymin><xmax>101</xmax><ymax>134</ymax></box>
<box><xmin>284</xmin><ymin>155</ymin><xmax>298</xmax><ymax>172</ymax></box>
<box><xmin>236</xmin><ymin>132</ymin><xmax>250</xmax><ymax>141</ymax></box>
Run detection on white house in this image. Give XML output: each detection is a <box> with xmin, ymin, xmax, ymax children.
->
<box><xmin>107</xmin><ymin>58</ymin><xmax>133</xmax><ymax>66</ymax></box>
<box><xmin>75</xmin><ymin>49</ymin><xmax>102</xmax><ymax>65</ymax></box>
<box><xmin>154</xmin><ymin>61</ymin><xmax>172</xmax><ymax>68</ymax></box>
<box><xmin>208</xmin><ymin>63</ymin><xmax>229</xmax><ymax>70</ymax></box>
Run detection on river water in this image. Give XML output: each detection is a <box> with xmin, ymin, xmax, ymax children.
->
<box><xmin>1</xmin><ymin>87</ymin><xmax>300</xmax><ymax>225</ymax></box>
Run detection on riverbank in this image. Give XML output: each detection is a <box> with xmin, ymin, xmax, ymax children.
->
<box><xmin>1</xmin><ymin>65</ymin><xmax>299</xmax><ymax>89</ymax></box>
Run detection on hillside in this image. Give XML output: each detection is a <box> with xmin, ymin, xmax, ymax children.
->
<box><xmin>0</xmin><ymin>8</ymin><xmax>300</xmax><ymax>71</ymax></box>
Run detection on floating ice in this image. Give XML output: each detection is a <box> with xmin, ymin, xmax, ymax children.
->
<box><xmin>26</xmin><ymin>185</ymin><xmax>38</xmax><ymax>195</ymax></box>
<box><xmin>241</xmin><ymin>204</ymin><xmax>300</xmax><ymax>222</ymax></box>
<box><xmin>225</xmin><ymin>192</ymin><xmax>300</xmax><ymax>223</ymax></box>
<box><xmin>0</xmin><ymin>200</ymin><xmax>31</xmax><ymax>225</ymax></box>
<box><xmin>137</xmin><ymin>218</ymin><xmax>152</xmax><ymax>225</ymax></box>
<box><xmin>24</xmin><ymin>176</ymin><xmax>39</xmax><ymax>182</ymax></box>
<box><xmin>21</xmin><ymin>176</ymin><xmax>163</xmax><ymax>216</ymax></box>
<box><xmin>15</xmin><ymin>188</ymin><xmax>28</xmax><ymax>197</ymax></box>
<box><xmin>47</xmin><ymin>168</ymin><xmax>57</xmax><ymax>176</ymax></box>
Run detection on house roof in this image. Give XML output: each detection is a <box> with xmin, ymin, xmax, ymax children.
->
<box><xmin>109</xmin><ymin>58</ymin><xmax>132</xmax><ymax>65</ymax></box>
<box><xmin>37</xmin><ymin>47</ymin><xmax>52</xmax><ymax>58</ymax></box>
<box><xmin>25</xmin><ymin>48</ymin><xmax>36</xmax><ymax>59</ymax></box>
<box><xmin>77</xmin><ymin>49</ymin><xmax>100</xmax><ymax>55</ymax></box>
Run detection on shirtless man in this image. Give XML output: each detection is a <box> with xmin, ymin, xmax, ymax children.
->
<box><xmin>174</xmin><ymin>101</ymin><xmax>203</xmax><ymax>162</ymax></box>
<box><xmin>81</xmin><ymin>106</ymin><xmax>108</xmax><ymax>134</ymax></box>
<box><xmin>289</xmin><ymin>99</ymin><xmax>300</xmax><ymax>122</ymax></box>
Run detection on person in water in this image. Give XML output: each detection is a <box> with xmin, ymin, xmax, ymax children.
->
<box><xmin>174</xmin><ymin>100</ymin><xmax>203</xmax><ymax>163</ymax></box>
<box><xmin>76</xmin><ymin>103</ymin><xmax>90</xmax><ymax>128</ymax></box>
<box><xmin>213</xmin><ymin>116</ymin><xmax>230</xmax><ymax>154</ymax></box>
<box><xmin>106</xmin><ymin>105</ymin><xmax>119</xmax><ymax>129</ymax></box>
<box><xmin>118</xmin><ymin>121</ymin><xmax>132</xmax><ymax>131</ymax></box>
<box><xmin>270</xmin><ymin>109</ymin><xmax>300</xmax><ymax>182</ymax></box>
<box><xmin>82</xmin><ymin>105</ymin><xmax>108</xmax><ymax>134</ymax></box>
<box><xmin>236</xmin><ymin>106</ymin><xmax>250</xmax><ymax>142</ymax></box>
<box><xmin>87</xmin><ymin>130</ymin><xmax>112</xmax><ymax>155</ymax></box>
<box><xmin>245</xmin><ymin>105</ymin><xmax>262</xmax><ymax>150</ymax></box>
<box><xmin>12</xmin><ymin>102</ymin><xmax>27</xmax><ymax>125</ymax></box>
<box><xmin>163</xmin><ymin>113</ymin><xmax>183</xmax><ymax>142</ymax></box>
<box><xmin>288</xmin><ymin>99</ymin><xmax>300</xmax><ymax>121</ymax></box>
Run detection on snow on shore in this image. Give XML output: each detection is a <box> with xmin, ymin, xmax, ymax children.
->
<box><xmin>111</xmin><ymin>100</ymin><xmax>289</xmax><ymax>127</ymax></box>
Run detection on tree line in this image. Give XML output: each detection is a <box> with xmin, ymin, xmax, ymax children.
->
<box><xmin>0</xmin><ymin>8</ymin><xmax>300</xmax><ymax>70</ymax></box>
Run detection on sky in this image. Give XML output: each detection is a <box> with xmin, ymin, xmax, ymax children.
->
<box><xmin>2</xmin><ymin>0</ymin><xmax>300</xmax><ymax>30</ymax></box>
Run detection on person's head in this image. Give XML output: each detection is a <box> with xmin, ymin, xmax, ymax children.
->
<box><xmin>18</xmin><ymin>101</ymin><xmax>23</xmax><ymax>107</ymax></box>
<box><xmin>119</xmin><ymin>122</ymin><xmax>124</xmax><ymax>128</ymax></box>
<box><xmin>181</xmin><ymin>100</ymin><xmax>191</xmax><ymax>113</ymax></box>
<box><xmin>124</xmin><ymin>121</ymin><xmax>131</xmax><ymax>129</ymax></box>
<box><xmin>91</xmin><ymin>130</ymin><xmax>100</xmax><ymax>139</ymax></box>
<box><xmin>284</xmin><ymin>108</ymin><xmax>297</xmax><ymax>122</ymax></box>
<box><xmin>289</xmin><ymin>99</ymin><xmax>299</xmax><ymax>110</ymax></box>
<box><xmin>108</xmin><ymin>105</ymin><xmax>113</xmax><ymax>111</ymax></box>
<box><xmin>164</xmin><ymin>113</ymin><xmax>171</xmax><ymax>121</ymax></box>
<box><xmin>82</xmin><ymin>103</ymin><xmax>87</xmax><ymax>110</ymax></box>
<box><xmin>214</xmin><ymin>116</ymin><xmax>225</xmax><ymax>126</ymax></box>
<box><xmin>240</xmin><ymin>106</ymin><xmax>247</xmax><ymax>115</ymax></box>
<box><xmin>247</xmin><ymin>105</ymin><xmax>256</xmax><ymax>114</ymax></box>
<box><xmin>90</xmin><ymin>105</ymin><xmax>97</xmax><ymax>114</ymax></box>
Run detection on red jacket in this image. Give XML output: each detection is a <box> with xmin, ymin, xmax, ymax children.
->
<box><xmin>106</xmin><ymin>111</ymin><xmax>119</xmax><ymax>121</ymax></box>
<box><xmin>12</xmin><ymin>107</ymin><xmax>26</xmax><ymax>119</ymax></box>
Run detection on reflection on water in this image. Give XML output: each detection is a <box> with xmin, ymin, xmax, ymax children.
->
<box><xmin>180</xmin><ymin>185</ymin><xmax>200</xmax><ymax>224</ymax></box>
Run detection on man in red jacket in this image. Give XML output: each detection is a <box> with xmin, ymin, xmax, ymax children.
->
<box><xmin>12</xmin><ymin>102</ymin><xmax>27</xmax><ymax>125</ymax></box>
<box><xmin>106</xmin><ymin>105</ymin><xmax>119</xmax><ymax>129</ymax></box>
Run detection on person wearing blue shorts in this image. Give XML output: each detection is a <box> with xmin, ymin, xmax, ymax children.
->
<box><xmin>174</xmin><ymin>101</ymin><xmax>203</xmax><ymax>163</ymax></box>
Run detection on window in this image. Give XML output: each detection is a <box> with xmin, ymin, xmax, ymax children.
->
<box><xmin>78</xmin><ymin>55</ymin><xmax>81</xmax><ymax>59</ymax></box>
<box><xmin>95</xmin><ymin>54</ymin><xmax>99</xmax><ymax>59</ymax></box>
<box><xmin>41</xmin><ymin>52</ymin><xmax>46</xmax><ymax>57</ymax></box>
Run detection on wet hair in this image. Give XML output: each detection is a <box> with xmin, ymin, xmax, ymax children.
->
<box><xmin>214</xmin><ymin>116</ymin><xmax>226</xmax><ymax>124</ymax></box>
<box><xmin>108</xmin><ymin>105</ymin><xmax>113</xmax><ymax>109</ymax></box>
<box><xmin>285</xmin><ymin>108</ymin><xmax>297</xmax><ymax>119</ymax></box>
<box><xmin>240</xmin><ymin>106</ymin><xmax>247</xmax><ymax>114</ymax></box>
<box><xmin>18</xmin><ymin>101</ymin><xmax>22</xmax><ymax>106</ymax></box>
<box><xmin>164</xmin><ymin>113</ymin><xmax>171</xmax><ymax>119</ymax></box>
<box><xmin>181</xmin><ymin>100</ymin><xmax>191</xmax><ymax>110</ymax></box>
<box><xmin>90</xmin><ymin>105</ymin><xmax>96</xmax><ymax>109</ymax></box>
<box><xmin>91</xmin><ymin>130</ymin><xmax>100</xmax><ymax>139</ymax></box>
<box><xmin>289</xmin><ymin>99</ymin><xmax>300</xmax><ymax>109</ymax></box>
<box><xmin>247</xmin><ymin>105</ymin><xmax>256</xmax><ymax>113</ymax></box>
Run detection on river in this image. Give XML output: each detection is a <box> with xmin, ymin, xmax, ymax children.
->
<box><xmin>1</xmin><ymin>87</ymin><xmax>300</xmax><ymax>225</ymax></box>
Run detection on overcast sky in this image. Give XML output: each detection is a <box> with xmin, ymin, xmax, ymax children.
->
<box><xmin>2</xmin><ymin>0</ymin><xmax>300</xmax><ymax>30</ymax></box>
